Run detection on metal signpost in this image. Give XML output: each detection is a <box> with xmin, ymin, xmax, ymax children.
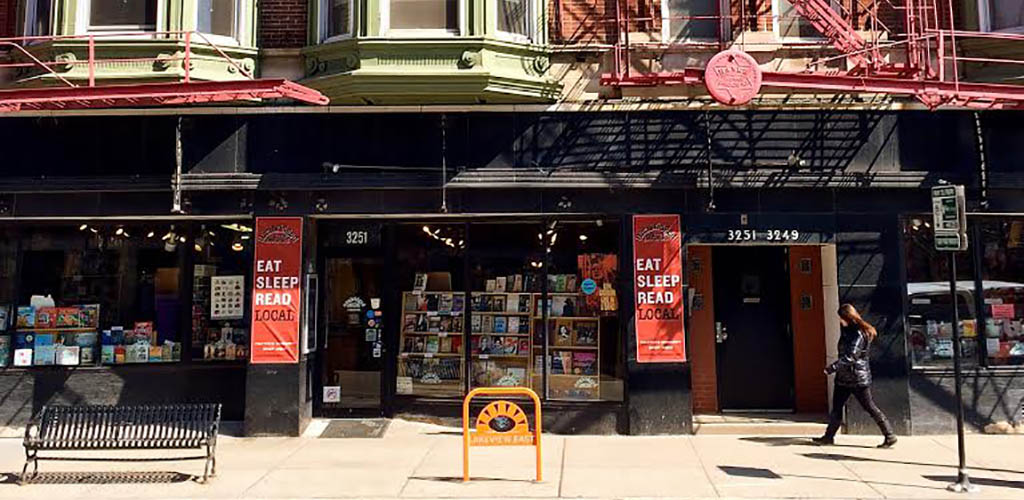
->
<box><xmin>931</xmin><ymin>185</ymin><xmax>977</xmax><ymax>494</ymax></box>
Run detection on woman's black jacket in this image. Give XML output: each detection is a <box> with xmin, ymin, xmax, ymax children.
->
<box><xmin>827</xmin><ymin>325</ymin><xmax>872</xmax><ymax>387</ymax></box>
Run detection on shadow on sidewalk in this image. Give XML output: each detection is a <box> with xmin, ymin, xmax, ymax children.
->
<box><xmin>410</xmin><ymin>475</ymin><xmax>537</xmax><ymax>484</ymax></box>
<box><xmin>923</xmin><ymin>475</ymin><xmax>1024</xmax><ymax>490</ymax></box>
<box><xmin>741</xmin><ymin>437</ymin><xmax>874</xmax><ymax>448</ymax></box>
<box><xmin>803</xmin><ymin>452</ymin><xmax>1024</xmax><ymax>476</ymax></box>
<box><xmin>1</xmin><ymin>471</ymin><xmax>195</xmax><ymax>485</ymax></box>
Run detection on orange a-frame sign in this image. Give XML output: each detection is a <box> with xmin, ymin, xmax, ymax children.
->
<box><xmin>462</xmin><ymin>387</ymin><xmax>542</xmax><ymax>482</ymax></box>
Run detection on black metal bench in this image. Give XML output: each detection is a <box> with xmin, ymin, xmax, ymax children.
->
<box><xmin>22</xmin><ymin>404</ymin><xmax>221</xmax><ymax>483</ymax></box>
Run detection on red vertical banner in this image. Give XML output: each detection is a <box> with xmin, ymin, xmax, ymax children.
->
<box><xmin>633</xmin><ymin>215</ymin><xmax>686</xmax><ymax>363</ymax></box>
<box><xmin>250</xmin><ymin>217</ymin><xmax>303</xmax><ymax>364</ymax></box>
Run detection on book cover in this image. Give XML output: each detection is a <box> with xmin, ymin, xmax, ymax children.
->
<box><xmin>439</xmin><ymin>316</ymin><xmax>453</xmax><ymax>332</ymax></box>
<box><xmin>403</xmin><ymin>314</ymin><xmax>418</xmax><ymax>332</ymax></box>
<box><xmin>566</xmin><ymin>275</ymin><xmax>579</xmax><ymax>293</ymax></box>
<box><xmin>56</xmin><ymin>345</ymin><xmax>80</xmax><ymax>366</ymax></box>
<box><xmin>404</xmin><ymin>293</ymin><xmax>418</xmax><ymax>311</ymax></box>
<box><xmin>80</xmin><ymin>304</ymin><xmax>100</xmax><ymax>328</ymax></box>
<box><xmin>114</xmin><ymin>345</ymin><xmax>126</xmax><ymax>364</ymax></box>
<box><xmin>101</xmin><ymin>345</ymin><xmax>115</xmax><ymax>364</ymax></box>
<box><xmin>413</xmin><ymin>273</ymin><xmax>428</xmax><ymax>292</ymax></box>
<box><xmin>80</xmin><ymin>345</ymin><xmax>96</xmax><ymax>365</ymax></box>
<box><xmin>573</xmin><ymin>352</ymin><xmax>597</xmax><ymax>375</ymax></box>
<box><xmin>440</xmin><ymin>336</ymin><xmax>453</xmax><ymax>353</ymax></box>
<box><xmin>554</xmin><ymin>320</ymin><xmax>573</xmax><ymax>346</ymax></box>
<box><xmin>508</xmin><ymin>317</ymin><xmax>520</xmax><ymax>334</ymax></box>
<box><xmin>416</xmin><ymin>295</ymin><xmax>428</xmax><ymax>311</ymax></box>
<box><xmin>534</xmin><ymin>354</ymin><xmax>545</xmax><ymax>373</ymax></box>
<box><xmin>451</xmin><ymin>336</ymin><xmax>463</xmax><ymax>354</ymax></box>
<box><xmin>574</xmin><ymin>321</ymin><xmax>598</xmax><ymax>346</ymax></box>
<box><xmin>452</xmin><ymin>295</ymin><xmax>465</xmax><ymax>313</ymax></box>
<box><xmin>482</xmin><ymin>315</ymin><xmax>494</xmax><ymax>333</ymax></box>
<box><xmin>16</xmin><ymin>307</ymin><xmax>35</xmax><ymax>329</ymax></box>
<box><xmin>496</xmin><ymin>277</ymin><xmax>507</xmax><ymax>293</ymax></box>
<box><xmin>427</xmin><ymin>316</ymin><xmax>441</xmax><ymax>332</ymax></box>
<box><xmin>426</xmin><ymin>294</ymin><xmax>439</xmax><ymax>311</ymax></box>
<box><xmin>127</xmin><ymin>344</ymin><xmax>149</xmax><ymax>363</ymax></box>
<box><xmin>452</xmin><ymin>315</ymin><xmax>464</xmax><ymax>333</ymax></box>
<box><xmin>14</xmin><ymin>332</ymin><xmax>34</xmax><ymax>349</ymax></box>
<box><xmin>519</xmin><ymin>339</ymin><xmax>530</xmax><ymax>353</ymax></box>
<box><xmin>478</xmin><ymin>335</ymin><xmax>493</xmax><ymax>354</ymax></box>
<box><xmin>550</xmin><ymin>351</ymin><xmax>568</xmax><ymax>374</ymax></box>
<box><xmin>439</xmin><ymin>294</ymin><xmax>454</xmax><ymax>313</ymax></box>
<box><xmin>519</xmin><ymin>318</ymin><xmax>531</xmax><ymax>334</ymax></box>
<box><xmin>556</xmin><ymin>275</ymin><xmax>568</xmax><ymax>293</ymax></box>
<box><xmin>14</xmin><ymin>348</ymin><xmax>33</xmax><ymax>366</ymax></box>
<box><xmin>34</xmin><ymin>333</ymin><xmax>54</xmax><ymax>347</ymax></box>
<box><xmin>560</xmin><ymin>296</ymin><xmax>577</xmax><ymax>317</ymax></box>
<box><xmin>403</xmin><ymin>337</ymin><xmax>417</xmax><ymax>353</ymax></box>
<box><xmin>0</xmin><ymin>335</ymin><xmax>9</xmax><ymax>367</ymax></box>
<box><xmin>149</xmin><ymin>346</ymin><xmax>164</xmax><ymax>362</ymax></box>
<box><xmin>513</xmin><ymin>275</ymin><xmax>524</xmax><ymax>293</ymax></box>
<box><xmin>34</xmin><ymin>345</ymin><xmax>56</xmax><ymax>365</ymax></box>
<box><xmin>494</xmin><ymin>316</ymin><xmax>507</xmax><ymax>333</ymax></box>
<box><xmin>519</xmin><ymin>294</ymin><xmax>531</xmax><ymax>313</ymax></box>
<box><xmin>493</xmin><ymin>296</ymin><xmax>506</xmax><ymax>312</ymax></box>
<box><xmin>425</xmin><ymin>336</ymin><xmax>440</xmax><ymax>354</ymax></box>
<box><xmin>0</xmin><ymin>305</ymin><xmax>8</xmax><ymax>332</ymax></box>
<box><xmin>503</xmin><ymin>337</ymin><xmax>519</xmax><ymax>354</ymax></box>
<box><xmin>35</xmin><ymin>307</ymin><xmax>57</xmax><ymax>329</ymax></box>
<box><xmin>471</xmin><ymin>296</ymin><xmax>484</xmax><ymax>312</ymax></box>
<box><xmin>485</xmin><ymin>279</ymin><xmax>496</xmax><ymax>292</ymax></box>
<box><xmin>471</xmin><ymin>314</ymin><xmax>482</xmax><ymax>333</ymax></box>
<box><xmin>57</xmin><ymin>308</ymin><xmax>81</xmax><ymax>328</ymax></box>
<box><xmin>471</xmin><ymin>335</ymin><xmax>482</xmax><ymax>354</ymax></box>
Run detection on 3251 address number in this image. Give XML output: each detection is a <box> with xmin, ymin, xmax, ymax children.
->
<box><xmin>726</xmin><ymin>229</ymin><xmax>800</xmax><ymax>242</ymax></box>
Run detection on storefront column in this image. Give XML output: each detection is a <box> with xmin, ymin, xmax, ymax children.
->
<box><xmin>622</xmin><ymin>217</ymin><xmax>693</xmax><ymax>434</ymax></box>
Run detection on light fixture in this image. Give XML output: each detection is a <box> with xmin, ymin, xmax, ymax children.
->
<box><xmin>115</xmin><ymin>227</ymin><xmax>124</xmax><ymax>236</ymax></box>
<box><xmin>232</xmin><ymin>242</ymin><xmax>244</xmax><ymax>252</ymax></box>
<box><xmin>579</xmin><ymin>234</ymin><xmax>588</xmax><ymax>241</ymax></box>
<box><xmin>179</xmin><ymin>236</ymin><xmax>186</xmax><ymax>243</ymax></box>
<box><xmin>79</xmin><ymin>224</ymin><xmax>89</xmax><ymax>231</ymax></box>
<box><xmin>595</xmin><ymin>220</ymin><xmax>604</xmax><ymax>227</ymax></box>
<box><xmin>194</xmin><ymin>243</ymin><xmax>202</xmax><ymax>252</ymax></box>
<box><xmin>423</xmin><ymin>225</ymin><xmax>431</xmax><ymax>234</ymax></box>
<box><xmin>550</xmin><ymin>232</ymin><xmax>558</xmax><ymax>245</ymax></box>
<box><xmin>147</xmin><ymin>231</ymin><xmax>155</xmax><ymax>238</ymax></box>
<box><xmin>89</xmin><ymin>228</ymin><xmax>99</xmax><ymax>234</ymax></box>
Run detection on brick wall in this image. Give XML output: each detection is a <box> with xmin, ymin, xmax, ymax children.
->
<box><xmin>260</xmin><ymin>0</ymin><xmax>308</xmax><ymax>49</ymax></box>
<box><xmin>0</xmin><ymin>0</ymin><xmax>15</xmax><ymax>38</ymax></box>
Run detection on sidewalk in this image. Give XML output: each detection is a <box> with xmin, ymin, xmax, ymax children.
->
<box><xmin>0</xmin><ymin>419</ymin><xmax>1021</xmax><ymax>500</ymax></box>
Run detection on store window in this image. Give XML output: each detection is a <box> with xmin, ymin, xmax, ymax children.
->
<box><xmin>197</xmin><ymin>0</ymin><xmax>239</xmax><ymax>40</ymax></box>
<box><xmin>22</xmin><ymin>0</ymin><xmax>53</xmax><ymax>37</ymax></box>
<box><xmin>663</xmin><ymin>0</ymin><xmax>719</xmax><ymax>42</ymax></box>
<box><xmin>397</xmin><ymin>223</ymin><xmax>466</xmax><ymax>397</ymax></box>
<box><xmin>903</xmin><ymin>217</ymin><xmax>976</xmax><ymax>368</ymax></box>
<box><xmin>541</xmin><ymin>219</ymin><xmax>622</xmax><ymax>401</ymax></box>
<box><xmin>0</xmin><ymin>221</ymin><xmax>252</xmax><ymax>368</ymax></box>
<box><xmin>496</xmin><ymin>0</ymin><xmax>532</xmax><ymax>40</ymax></box>
<box><xmin>190</xmin><ymin>222</ymin><xmax>253</xmax><ymax>362</ymax></box>
<box><xmin>87</xmin><ymin>0</ymin><xmax>158</xmax><ymax>31</ymax></box>
<box><xmin>977</xmin><ymin>218</ymin><xmax>1024</xmax><ymax>365</ymax></box>
<box><xmin>387</xmin><ymin>0</ymin><xmax>459</xmax><ymax>33</ymax></box>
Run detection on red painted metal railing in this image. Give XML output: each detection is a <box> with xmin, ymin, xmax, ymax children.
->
<box><xmin>0</xmin><ymin>31</ymin><xmax>328</xmax><ymax>112</ymax></box>
<box><xmin>592</xmin><ymin>0</ymin><xmax>1024</xmax><ymax>110</ymax></box>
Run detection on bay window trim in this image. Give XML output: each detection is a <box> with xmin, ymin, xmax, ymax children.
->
<box><xmin>75</xmin><ymin>0</ymin><xmax>162</xmax><ymax>35</ymax></box>
<box><xmin>195</xmin><ymin>0</ymin><xmax>246</xmax><ymax>46</ymax></box>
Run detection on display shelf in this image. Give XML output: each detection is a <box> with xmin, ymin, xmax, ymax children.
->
<box><xmin>473</xmin><ymin>354</ymin><xmax>529</xmax><ymax>359</ymax></box>
<box><xmin>532</xmin><ymin>316</ymin><xmax>600</xmax><ymax>321</ymax></box>
<box><xmin>399</xmin><ymin>352</ymin><xmax>462</xmax><ymax>358</ymax></box>
<box><xmin>16</xmin><ymin>327</ymin><xmax>97</xmax><ymax>333</ymax></box>
<box><xmin>538</xmin><ymin>345</ymin><xmax>597</xmax><ymax>350</ymax></box>
<box><xmin>405</xmin><ymin>311</ymin><xmax>462</xmax><ymax>315</ymax></box>
<box><xmin>404</xmin><ymin>331</ymin><xmax>461</xmax><ymax>336</ymax></box>
<box><xmin>472</xmin><ymin>332</ymin><xmax>530</xmax><ymax>337</ymax></box>
<box><xmin>471</xmin><ymin>311</ymin><xmax>531</xmax><ymax>316</ymax></box>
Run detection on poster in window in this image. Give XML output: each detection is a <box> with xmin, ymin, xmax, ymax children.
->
<box><xmin>211</xmin><ymin>275</ymin><xmax>245</xmax><ymax>320</ymax></box>
<box><xmin>251</xmin><ymin>217</ymin><xmax>303</xmax><ymax>364</ymax></box>
<box><xmin>633</xmin><ymin>215</ymin><xmax>686</xmax><ymax>363</ymax></box>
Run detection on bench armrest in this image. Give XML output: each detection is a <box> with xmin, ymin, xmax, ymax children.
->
<box><xmin>23</xmin><ymin>419</ymin><xmax>40</xmax><ymax>446</ymax></box>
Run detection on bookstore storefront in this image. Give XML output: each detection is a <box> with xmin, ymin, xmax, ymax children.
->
<box><xmin>314</xmin><ymin>217</ymin><xmax>627</xmax><ymax>431</ymax></box>
<box><xmin>0</xmin><ymin>219</ymin><xmax>255</xmax><ymax>424</ymax></box>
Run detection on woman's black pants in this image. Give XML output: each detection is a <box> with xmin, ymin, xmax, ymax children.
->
<box><xmin>824</xmin><ymin>385</ymin><xmax>894</xmax><ymax>438</ymax></box>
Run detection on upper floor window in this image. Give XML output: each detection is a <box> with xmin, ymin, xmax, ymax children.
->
<box><xmin>385</xmin><ymin>0</ymin><xmax>459</xmax><ymax>34</ymax></box>
<box><xmin>23</xmin><ymin>0</ymin><xmax>54</xmax><ymax>37</ymax></box>
<box><xmin>981</xmin><ymin>0</ymin><xmax>1024</xmax><ymax>32</ymax></box>
<box><xmin>496</xmin><ymin>0</ymin><xmax>532</xmax><ymax>41</ymax></box>
<box><xmin>662</xmin><ymin>0</ymin><xmax>721</xmax><ymax>42</ymax></box>
<box><xmin>197</xmin><ymin>0</ymin><xmax>240</xmax><ymax>40</ymax></box>
<box><xmin>322</xmin><ymin>0</ymin><xmax>353</xmax><ymax>41</ymax></box>
<box><xmin>87</xmin><ymin>0</ymin><xmax>158</xmax><ymax>31</ymax></box>
<box><xmin>775</xmin><ymin>0</ymin><xmax>837</xmax><ymax>41</ymax></box>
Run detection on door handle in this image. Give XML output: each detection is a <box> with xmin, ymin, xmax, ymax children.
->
<box><xmin>715</xmin><ymin>322</ymin><xmax>728</xmax><ymax>344</ymax></box>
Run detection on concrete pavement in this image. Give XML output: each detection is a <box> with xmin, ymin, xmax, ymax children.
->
<box><xmin>0</xmin><ymin>420</ymin><xmax>1021</xmax><ymax>499</ymax></box>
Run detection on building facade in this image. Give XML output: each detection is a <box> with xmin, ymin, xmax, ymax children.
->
<box><xmin>0</xmin><ymin>1</ymin><xmax>1023</xmax><ymax>436</ymax></box>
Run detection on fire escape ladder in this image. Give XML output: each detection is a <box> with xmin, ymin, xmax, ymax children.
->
<box><xmin>784</xmin><ymin>0</ymin><xmax>872</xmax><ymax>69</ymax></box>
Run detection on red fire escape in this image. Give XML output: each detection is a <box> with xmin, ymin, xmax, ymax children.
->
<box><xmin>0</xmin><ymin>31</ymin><xmax>328</xmax><ymax>112</ymax></box>
<box><xmin>598</xmin><ymin>0</ymin><xmax>1024</xmax><ymax>109</ymax></box>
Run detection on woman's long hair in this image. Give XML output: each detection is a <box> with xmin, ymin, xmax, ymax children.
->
<box><xmin>839</xmin><ymin>303</ymin><xmax>877</xmax><ymax>341</ymax></box>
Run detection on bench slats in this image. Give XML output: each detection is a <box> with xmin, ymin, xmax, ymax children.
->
<box><xmin>26</xmin><ymin>404</ymin><xmax>220</xmax><ymax>451</ymax></box>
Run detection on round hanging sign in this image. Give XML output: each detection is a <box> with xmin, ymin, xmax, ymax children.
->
<box><xmin>704</xmin><ymin>49</ymin><xmax>763</xmax><ymax>106</ymax></box>
<box><xmin>581</xmin><ymin>278</ymin><xmax>598</xmax><ymax>296</ymax></box>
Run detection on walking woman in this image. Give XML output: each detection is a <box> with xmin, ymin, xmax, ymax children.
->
<box><xmin>813</xmin><ymin>304</ymin><xmax>897</xmax><ymax>448</ymax></box>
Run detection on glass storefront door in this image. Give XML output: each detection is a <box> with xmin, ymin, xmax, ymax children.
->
<box><xmin>318</xmin><ymin>254</ymin><xmax>385</xmax><ymax>414</ymax></box>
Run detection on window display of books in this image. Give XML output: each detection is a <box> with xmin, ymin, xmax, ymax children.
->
<box><xmin>12</xmin><ymin>303</ymin><xmax>112</xmax><ymax>367</ymax></box>
<box><xmin>469</xmin><ymin>290</ymin><xmax>534</xmax><ymax>389</ymax></box>
<box><xmin>399</xmin><ymin>291</ymin><xmax>467</xmax><ymax>396</ymax></box>
<box><xmin>532</xmin><ymin>296</ymin><xmax>601</xmax><ymax>401</ymax></box>
<box><xmin>100</xmin><ymin>322</ymin><xmax>181</xmax><ymax>364</ymax></box>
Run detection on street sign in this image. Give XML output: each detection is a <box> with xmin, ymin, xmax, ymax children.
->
<box><xmin>932</xmin><ymin>185</ymin><xmax>967</xmax><ymax>252</ymax></box>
